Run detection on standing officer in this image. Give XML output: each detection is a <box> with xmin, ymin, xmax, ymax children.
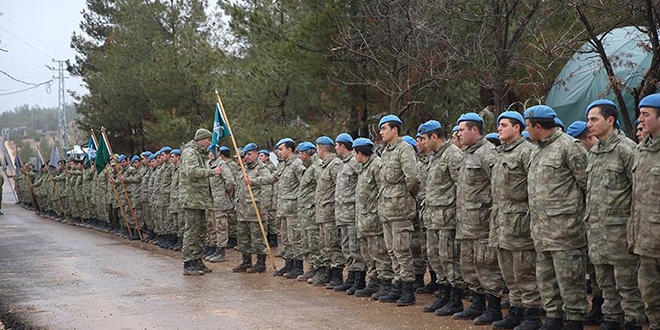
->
<box><xmin>207</xmin><ymin>145</ymin><xmax>235</xmax><ymax>262</ymax></box>
<box><xmin>259</xmin><ymin>149</ymin><xmax>279</xmax><ymax>247</ymax></box>
<box><xmin>296</xmin><ymin>142</ymin><xmax>324</xmax><ymax>283</ymax></box>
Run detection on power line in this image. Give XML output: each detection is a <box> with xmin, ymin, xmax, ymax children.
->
<box><xmin>0</xmin><ymin>69</ymin><xmax>47</xmax><ymax>86</ymax></box>
<box><xmin>0</xmin><ymin>24</ymin><xmax>53</xmax><ymax>61</ymax></box>
<box><xmin>0</xmin><ymin>80</ymin><xmax>52</xmax><ymax>96</ymax></box>
<box><xmin>0</xmin><ymin>12</ymin><xmax>68</xmax><ymax>59</ymax></box>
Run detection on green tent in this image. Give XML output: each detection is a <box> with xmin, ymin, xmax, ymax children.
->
<box><xmin>546</xmin><ymin>26</ymin><xmax>652</xmax><ymax>128</ymax></box>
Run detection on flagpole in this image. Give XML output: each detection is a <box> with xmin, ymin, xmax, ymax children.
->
<box><xmin>36</xmin><ymin>145</ymin><xmax>68</xmax><ymax>219</ymax></box>
<box><xmin>1</xmin><ymin>143</ymin><xmax>19</xmax><ymax>201</ymax></box>
<box><xmin>100</xmin><ymin>128</ymin><xmax>142</xmax><ymax>240</ymax></box>
<box><xmin>214</xmin><ymin>89</ymin><xmax>276</xmax><ymax>271</ymax></box>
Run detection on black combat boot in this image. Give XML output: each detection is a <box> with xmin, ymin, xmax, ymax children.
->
<box><xmin>396</xmin><ymin>281</ymin><xmax>416</xmax><ymax>306</ymax></box>
<box><xmin>492</xmin><ymin>306</ymin><xmax>523</xmax><ymax>329</ymax></box>
<box><xmin>227</xmin><ymin>237</ymin><xmax>237</xmax><ymax>249</ymax></box>
<box><xmin>312</xmin><ymin>266</ymin><xmax>330</xmax><ymax>286</ymax></box>
<box><xmin>347</xmin><ymin>271</ymin><xmax>366</xmax><ymax>295</ymax></box>
<box><xmin>436</xmin><ymin>286</ymin><xmax>464</xmax><ymax>316</ymax></box>
<box><xmin>183</xmin><ymin>261</ymin><xmax>204</xmax><ymax>276</ymax></box>
<box><xmin>372</xmin><ymin>280</ymin><xmax>392</xmax><ymax>300</ymax></box>
<box><xmin>247</xmin><ymin>254</ymin><xmax>267</xmax><ymax>273</ymax></box>
<box><xmin>203</xmin><ymin>246</ymin><xmax>216</xmax><ymax>258</ymax></box>
<box><xmin>584</xmin><ymin>295</ymin><xmax>604</xmax><ymax>325</ymax></box>
<box><xmin>129</xmin><ymin>230</ymin><xmax>140</xmax><ymax>241</ymax></box>
<box><xmin>356</xmin><ymin>277</ymin><xmax>380</xmax><ymax>297</ymax></box>
<box><xmin>172</xmin><ymin>236</ymin><xmax>183</xmax><ymax>251</ymax></box>
<box><xmin>540</xmin><ymin>318</ymin><xmax>564</xmax><ymax>330</ymax></box>
<box><xmin>326</xmin><ymin>267</ymin><xmax>344</xmax><ymax>289</ymax></box>
<box><xmin>195</xmin><ymin>259</ymin><xmax>213</xmax><ymax>273</ymax></box>
<box><xmin>513</xmin><ymin>308</ymin><xmax>542</xmax><ymax>330</ymax></box>
<box><xmin>412</xmin><ymin>273</ymin><xmax>426</xmax><ymax>291</ymax></box>
<box><xmin>453</xmin><ymin>293</ymin><xmax>485</xmax><ymax>319</ymax></box>
<box><xmin>267</xmin><ymin>233</ymin><xmax>278</xmax><ymax>247</ymax></box>
<box><xmin>284</xmin><ymin>260</ymin><xmax>304</xmax><ymax>279</ymax></box>
<box><xmin>600</xmin><ymin>321</ymin><xmax>620</xmax><ymax>330</ymax></box>
<box><xmin>297</xmin><ymin>267</ymin><xmax>317</xmax><ymax>282</ymax></box>
<box><xmin>416</xmin><ymin>271</ymin><xmax>439</xmax><ymax>294</ymax></box>
<box><xmin>623</xmin><ymin>321</ymin><xmax>642</xmax><ymax>330</ymax></box>
<box><xmin>474</xmin><ymin>293</ymin><xmax>503</xmax><ymax>325</ymax></box>
<box><xmin>423</xmin><ymin>284</ymin><xmax>450</xmax><ymax>312</ymax></box>
<box><xmin>333</xmin><ymin>271</ymin><xmax>355</xmax><ymax>291</ymax></box>
<box><xmin>562</xmin><ymin>320</ymin><xmax>583</xmax><ymax>330</ymax></box>
<box><xmin>208</xmin><ymin>247</ymin><xmax>227</xmax><ymax>263</ymax></box>
<box><xmin>379</xmin><ymin>280</ymin><xmax>403</xmax><ymax>303</ymax></box>
<box><xmin>274</xmin><ymin>258</ymin><xmax>293</xmax><ymax>277</ymax></box>
<box><xmin>232</xmin><ymin>254</ymin><xmax>252</xmax><ymax>272</ymax></box>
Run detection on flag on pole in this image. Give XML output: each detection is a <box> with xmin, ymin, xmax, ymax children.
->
<box><xmin>14</xmin><ymin>150</ymin><xmax>22</xmax><ymax>178</ymax></box>
<box><xmin>210</xmin><ymin>103</ymin><xmax>230</xmax><ymax>157</ymax></box>
<box><xmin>95</xmin><ymin>133</ymin><xmax>111</xmax><ymax>174</ymax></box>
<box><xmin>1</xmin><ymin>143</ymin><xmax>12</xmax><ymax>173</ymax></box>
<box><xmin>35</xmin><ymin>149</ymin><xmax>44</xmax><ymax>178</ymax></box>
<box><xmin>49</xmin><ymin>145</ymin><xmax>60</xmax><ymax>173</ymax></box>
<box><xmin>85</xmin><ymin>134</ymin><xmax>97</xmax><ymax>168</ymax></box>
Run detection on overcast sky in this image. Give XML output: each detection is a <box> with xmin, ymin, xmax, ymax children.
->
<box><xmin>0</xmin><ymin>0</ymin><xmax>87</xmax><ymax>113</ymax></box>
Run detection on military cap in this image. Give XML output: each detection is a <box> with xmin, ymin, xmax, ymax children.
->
<box><xmin>276</xmin><ymin>138</ymin><xmax>294</xmax><ymax>148</ymax></box>
<box><xmin>148</xmin><ymin>154</ymin><xmax>156</xmax><ymax>162</ymax></box>
<box><xmin>131</xmin><ymin>155</ymin><xmax>140</xmax><ymax>163</ymax></box>
<box><xmin>160</xmin><ymin>146</ymin><xmax>172</xmax><ymax>153</ymax></box>
<box><xmin>335</xmin><ymin>133</ymin><xmax>353</xmax><ymax>145</ymax></box>
<box><xmin>140</xmin><ymin>151</ymin><xmax>152</xmax><ymax>158</ymax></box>
<box><xmin>585</xmin><ymin>99</ymin><xmax>617</xmax><ymax>118</ymax></box>
<box><xmin>378</xmin><ymin>114</ymin><xmax>402</xmax><ymax>127</ymax></box>
<box><xmin>451</xmin><ymin>125</ymin><xmax>459</xmax><ymax>133</ymax></box>
<box><xmin>194</xmin><ymin>128</ymin><xmax>212</xmax><ymax>141</ymax></box>
<box><xmin>639</xmin><ymin>93</ymin><xmax>660</xmax><ymax>109</ymax></box>
<box><xmin>117</xmin><ymin>155</ymin><xmax>127</xmax><ymax>162</ymax></box>
<box><xmin>219</xmin><ymin>146</ymin><xmax>230</xmax><ymax>152</ymax></box>
<box><xmin>497</xmin><ymin>111</ymin><xmax>526</xmax><ymax>129</ymax></box>
<box><xmin>316</xmin><ymin>136</ymin><xmax>334</xmax><ymax>146</ymax></box>
<box><xmin>457</xmin><ymin>112</ymin><xmax>484</xmax><ymax>125</ymax></box>
<box><xmin>554</xmin><ymin>117</ymin><xmax>565</xmax><ymax>131</ymax></box>
<box><xmin>418</xmin><ymin>120</ymin><xmax>442</xmax><ymax>134</ymax></box>
<box><xmin>416</xmin><ymin>132</ymin><xmax>422</xmax><ymax>139</ymax></box>
<box><xmin>154</xmin><ymin>150</ymin><xmax>162</xmax><ymax>157</ymax></box>
<box><xmin>485</xmin><ymin>132</ymin><xmax>500</xmax><ymax>142</ymax></box>
<box><xmin>402</xmin><ymin>135</ymin><xmax>418</xmax><ymax>152</ymax></box>
<box><xmin>171</xmin><ymin>149</ymin><xmax>181</xmax><ymax>156</ymax></box>
<box><xmin>524</xmin><ymin>105</ymin><xmax>556</xmax><ymax>120</ymax></box>
<box><xmin>298</xmin><ymin>141</ymin><xmax>316</xmax><ymax>152</ymax></box>
<box><xmin>566</xmin><ymin>121</ymin><xmax>588</xmax><ymax>138</ymax></box>
<box><xmin>207</xmin><ymin>144</ymin><xmax>216</xmax><ymax>151</ymax></box>
<box><xmin>352</xmin><ymin>138</ymin><xmax>373</xmax><ymax>148</ymax></box>
<box><xmin>243</xmin><ymin>143</ymin><xmax>258</xmax><ymax>155</ymax></box>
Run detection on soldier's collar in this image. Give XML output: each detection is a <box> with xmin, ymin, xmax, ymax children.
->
<box><xmin>500</xmin><ymin>136</ymin><xmax>525</xmax><ymax>152</ymax></box>
<box><xmin>537</xmin><ymin>128</ymin><xmax>562</xmax><ymax>147</ymax></box>
<box><xmin>464</xmin><ymin>137</ymin><xmax>488</xmax><ymax>154</ymax></box>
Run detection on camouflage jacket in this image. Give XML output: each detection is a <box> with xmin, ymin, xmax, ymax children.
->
<box><xmin>169</xmin><ymin>163</ymin><xmax>181</xmax><ymax>213</ymax></box>
<box><xmin>335</xmin><ymin>153</ymin><xmax>361</xmax><ymax>226</ymax></box>
<box><xmin>158</xmin><ymin>161</ymin><xmax>174</xmax><ymax>207</ymax></box>
<box><xmin>235</xmin><ymin>160</ymin><xmax>270</xmax><ymax>222</ymax></box>
<box><xmin>179</xmin><ymin>140</ymin><xmax>214</xmax><ymax>210</ymax></box>
<box><xmin>423</xmin><ymin>141</ymin><xmax>462</xmax><ymax>230</ymax></box>
<box><xmin>417</xmin><ymin>154</ymin><xmax>430</xmax><ymax>203</ymax></box>
<box><xmin>252</xmin><ymin>154</ymin><xmax>305</xmax><ymax>217</ymax></box>
<box><xmin>586</xmin><ymin>130</ymin><xmax>636</xmax><ymax>263</ymax></box>
<box><xmin>122</xmin><ymin>164</ymin><xmax>143</xmax><ymax>203</ymax></box>
<box><xmin>378</xmin><ymin>137</ymin><xmax>420</xmax><ymax>222</ymax></box>
<box><xmin>315</xmin><ymin>153</ymin><xmax>342</xmax><ymax>223</ymax></box>
<box><xmin>630</xmin><ymin>133</ymin><xmax>660</xmax><ymax>258</ymax></box>
<box><xmin>528</xmin><ymin>128</ymin><xmax>588</xmax><ymax>252</ymax></box>
<box><xmin>456</xmin><ymin>137</ymin><xmax>496</xmax><ymax>240</ymax></box>
<box><xmin>356</xmin><ymin>154</ymin><xmax>382</xmax><ymax>237</ymax></box>
<box><xmin>265</xmin><ymin>161</ymin><xmax>278</xmax><ymax>211</ymax></box>
<box><xmin>209</xmin><ymin>157</ymin><xmax>235</xmax><ymax>211</ymax></box>
<box><xmin>149</xmin><ymin>162</ymin><xmax>163</xmax><ymax>207</ymax></box>
<box><xmin>490</xmin><ymin>137</ymin><xmax>534</xmax><ymax>250</ymax></box>
<box><xmin>140</xmin><ymin>166</ymin><xmax>152</xmax><ymax>204</ymax></box>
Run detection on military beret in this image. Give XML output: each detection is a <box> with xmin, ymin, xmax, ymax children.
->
<box><xmin>298</xmin><ymin>141</ymin><xmax>316</xmax><ymax>152</ymax></box>
<box><xmin>416</xmin><ymin>133</ymin><xmax>422</xmax><ymax>139</ymax></box>
<box><xmin>194</xmin><ymin>128</ymin><xmax>212</xmax><ymax>141</ymax></box>
<box><xmin>524</xmin><ymin>105</ymin><xmax>557</xmax><ymax>120</ymax></box>
<box><xmin>566</xmin><ymin>121</ymin><xmax>588</xmax><ymax>138</ymax></box>
<box><xmin>554</xmin><ymin>117</ymin><xmax>565</xmax><ymax>130</ymax></box>
<box><xmin>154</xmin><ymin>150</ymin><xmax>162</xmax><ymax>157</ymax></box>
<box><xmin>352</xmin><ymin>137</ymin><xmax>373</xmax><ymax>148</ymax></box>
<box><xmin>585</xmin><ymin>99</ymin><xmax>617</xmax><ymax>118</ymax></box>
<box><xmin>418</xmin><ymin>120</ymin><xmax>442</xmax><ymax>134</ymax></box>
<box><xmin>276</xmin><ymin>138</ymin><xmax>294</xmax><ymax>148</ymax></box>
<box><xmin>116</xmin><ymin>155</ymin><xmax>127</xmax><ymax>162</ymax></box>
<box><xmin>639</xmin><ymin>93</ymin><xmax>660</xmax><ymax>109</ymax></box>
<box><xmin>451</xmin><ymin>125</ymin><xmax>459</xmax><ymax>133</ymax></box>
<box><xmin>243</xmin><ymin>143</ymin><xmax>258</xmax><ymax>155</ymax></box>
<box><xmin>378</xmin><ymin>114</ymin><xmax>403</xmax><ymax>127</ymax></box>
<box><xmin>219</xmin><ymin>146</ymin><xmax>230</xmax><ymax>152</ymax></box>
<box><xmin>148</xmin><ymin>154</ymin><xmax>156</xmax><ymax>162</ymax></box>
<box><xmin>402</xmin><ymin>135</ymin><xmax>418</xmax><ymax>152</ymax></box>
<box><xmin>160</xmin><ymin>146</ymin><xmax>172</xmax><ymax>153</ymax></box>
<box><xmin>485</xmin><ymin>132</ymin><xmax>500</xmax><ymax>142</ymax></box>
<box><xmin>522</xmin><ymin>131</ymin><xmax>530</xmax><ymax>139</ymax></box>
<box><xmin>131</xmin><ymin>155</ymin><xmax>140</xmax><ymax>163</ymax></box>
<box><xmin>497</xmin><ymin>111</ymin><xmax>526</xmax><ymax>129</ymax></box>
<box><xmin>171</xmin><ymin>149</ymin><xmax>181</xmax><ymax>156</ymax></box>
<box><xmin>140</xmin><ymin>151</ymin><xmax>152</xmax><ymax>158</ymax></box>
<box><xmin>457</xmin><ymin>112</ymin><xmax>484</xmax><ymax>125</ymax></box>
<box><xmin>207</xmin><ymin>144</ymin><xmax>216</xmax><ymax>151</ymax></box>
<box><xmin>316</xmin><ymin>136</ymin><xmax>334</xmax><ymax>146</ymax></box>
<box><xmin>336</xmin><ymin>133</ymin><xmax>353</xmax><ymax>145</ymax></box>
<box><xmin>259</xmin><ymin>149</ymin><xmax>270</xmax><ymax>156</ymax></box>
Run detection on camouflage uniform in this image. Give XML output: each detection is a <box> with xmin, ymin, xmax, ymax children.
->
<box><xmin>170</xmin><ymin>162</ymin><xmax>183</xmax><ymax>237</ymax></box>
<box><xmin>119</xmin><ymin>164</ymin><xmax>140</xmax><ymax>230</ymax></box>
<box><xmin>298</xmin><ymin>153</ymin><xmax>323</xmax><ymax>270</ymax></box>
<box><xmin>141</xmin><ymin>165</ymin><xmax>153</xmax><ymax>230</ymax></box>
<box><xmin>489</xmin><ymin>137</ymin><xmax>541</xmax><ymax>308</ymax></box>
<box><xmin>225</xmin><ymin>158</ymin><xmax>241</xmax><ymax>241</ymax></box>
<box><xmin>456</xmin><ymin>137</ymin><xmax>504</xmax><ymax>296</ymax></box>
<box><xmin>528</xmin><ymin>128</ymin><xmax>588</xmax><ymax>321</ymax></box>
<box><xmin>315</xmin><ymin>153</ymin><xmax>344</xmax><ymax>268</ymax></box>
<box><xmin>413</xmin><ymin>154</ymin><xmax>429</xmax><ymax>278</ymax></box>
<box><xmin>378</xmin><ymin>137</ymin><xmax>420</xmax><ymax>282</ymax></box>
<box><xmin>158</xmin><ymin>161</ymin><xmax>175</xmax><ymax>235</ymax></box>
<box><xmin>236</xmin><ymin>160</ymin><xmax>270</xmax><ymax>255</ymax></box>
<box><xmin>263</xmin><ymin>160</ymin><xmax>278</xmax><ymax>237</ymax></box>
<box><xmin>335</xmin><ymin>153</ymin><xmax>366</xmax><ymax>272</ymax></box>
<box><xmin>208</xmin><ymin>157</ymin><xmax>235</xmax><ymax>248</ymax></box>
<box><xmin>423</xmin><ymin>141</ymin><xmax>464</xmax><ymax>287</ymax></box>
<box><xmin>149</xmin><ymin>161</ymin><xmax>163</xmax><ymax>234</ymax></box>
<box><xmin>179</xmin><ymin>140</ymin><xmax>214</xmax><ymax>263</ymax></box>
<box><xmin>357</xmin><ymin>154</ymin><xmax>394</xmax><ymax>281</ymax></box>
<box><xmin>630</xmin><ymin>133</ymin><xmax>660</xmax><ymax>329</ymax></box>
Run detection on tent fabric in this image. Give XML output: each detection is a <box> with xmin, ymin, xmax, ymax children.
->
<box><xmin>546</xmin><ymin>26</ymin><xmax>652</xmax><ymax>127</ymax></box>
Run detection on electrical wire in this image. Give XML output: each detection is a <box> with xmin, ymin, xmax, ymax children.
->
<box><xmin>0</xmin><ymin>12</ymin><xmax>68</xmax><ymax>58</ymax></box>
<box><xmin>0</xmin><ymin>80</ymin><xmax>52</xmax><ymax>96</ymax></box>
<box><xmin>0</xmin><ymin>69</ymin><xmax>46</xmax><ymax>86</ymax></box>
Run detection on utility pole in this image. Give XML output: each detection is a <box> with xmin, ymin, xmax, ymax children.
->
<box><xmin>51</xmin><ymin>60</ymin><xmax>68</xmax><ymax>153</ymax></box>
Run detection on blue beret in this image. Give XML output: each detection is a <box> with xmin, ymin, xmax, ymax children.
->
<box><xmin>585</xmin><ymin>99</ymin><xmax>617</xmax><ymax>118</ymax></box>
<box><xmin>379</xmin><ymin>114</ymin><xmax>402</xmax><ymax>127</ymax></box>
<box><xmin>140</xmin><ymin>151</ymin><xmax>152</xmax><ymax>157</ymax></box>
<box><xmin>160</xmin><ymin>146</ymin><xmax>172</xmax><ymax>153</ymax></box>
<box><xmin>316</xmin><ymin>136</ymin><xmax>334</xmax><ymax>146</ymax></box>
<box><xmin>566</xmin><ymin>121</ymin><xmax>588</xmax><ymax>138</ymax></box>
<box><xmin>457</xmin><ymin>112</ymin><xmax>484</xmax><ymax>125</ymax></box>
<box><xmin>451</xmin><ymin>125</ymin><xmax>459</xmax><ymax>133</ymax></box>
<box><xmin>117</xmin><ymin>155</ymin><xmax>127</xmax><ymax>162</ymax></box>
<box><xmin>485</xmin><ymin>133</ymin><xmax>500</xmax><ymax>141</ymax></box>
<box><xmin>131</xmin><ymin>155</ymin><xmax>140</xmax><ymax>163</ymax></box>
<box><xmin>353</xmin><ymin>138</ymin><xmax>373</xmax><ymax>148</ymax></box>
<box><xmin>418</xmin><ymin>120</ymin><xmax>442</xmax><ymax>134</ymax></box>
<box><xmin>416</xmin><ymin>133</ymin><xmax>422</xmax><ymax>139</ymax></box>
<box><xmin>171</xmin><ymin>149</ymin><xmax>181</xmax><ymax>156</ymax></box>
<box><xmin>148</xmin><ymin>154</ymin><xmax>156</xmax><ymax>162</ymax></box>
<box><xmin>639</xmin><ymin>93</ymin><xmax>660</xmax><ymax>109</ymax></box>
<box><xmin>336</xmin><ymin>133</ymin><xmax>353</xmax><ymax>145</ymax></box>
<box><xmin>298</xmin><ymin>142</ymin><xmax>316</xmax><ymax>152</ymax></box>
<box><xmin>524</xmin><ymin>105</ymin><xmax>557</xmax><ymax>120</ymax></box>
<box><xmin>276</xmin><ymin>138</ymin><xmax>294</xmax><ymax>148</ymax></box>
<box><xmin>497</xmin><ymin>111</ymin><xmax>526</xmax><ymax>129</ymax></box>
<box><xmin>154</xmin><ymin>150</ymin><xmax>162</xmax><ymax>157</ymax></box>
<box><xmin>207</xmin><ymin>144</ymin><xmax>216</xmax><ymax>151</ymax></box>
<box><xmin>402</xmin><ymin>135</ymin><xmax>418</xmax><ymax>152</ymax></box>
<box><xmin>521</xmin><ymin>131</ymin><xmax>530</xmax><ymax>139</ymax></box>
<box><xmin>635</xmin><ymin>119</ymin><xmax>641</xmax><ymax>126</ymax></box>
<box><xmin>259</xmin><ymin>149</ymin><xmax>270</xmax><ymax>155</ymax></box>
<box><xmin>219</xmin><ymin>146</ymin><xmax>230</xmax><ymax>152</ymax></box>
<box><xmin>243</xmin><ymin>143</ymin><xmax>258</xmax><ymax>155</ymax></box>
<box><xmin>554</xmin><ymin>117</ymin><xmax>565</xmax><ymax>130</ymax></box>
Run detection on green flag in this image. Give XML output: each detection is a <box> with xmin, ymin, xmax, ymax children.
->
<box><xmin>210</xmin><ymin>103</ymin><xmax>230</xmax><ymax>157</ymax></box>
<box><xmin>95</xmin><ymin>134</ymin><xmax>111</xmax><ymax>174</ymax></box>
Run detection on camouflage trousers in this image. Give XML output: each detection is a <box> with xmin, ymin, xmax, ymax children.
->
<box><xmin>237</xmin><ymin>221</ymin><xmax>266</xmax><ymax>255</ymax></box>
<box><xmin>172</xmin><ymin>212</ymin><xmax>184</xmax><ymax>236</ymax></box>
<box><xmin>586</xmin><ymin>254</ymin><xmax>602</xmax><ymax>296</ymax></box>
<box><xmin>319</xmin><ymin>221</ymin><xmax>345</xmax><ymax>268</ymax></box>
<box><xmin>460</xmin><ymin>238</ymin><xmax>505</xmax><ymax>296</ymax></box>
<box><xmin>159</xmin><ymin>205</ymin><xmax>175</xmax><ymax>234</ymax></box>
<box><xmin>279</xmin><ymin>213</ymin><xmax>288</xmax><ymax>257</ymax></box>
<box><xmin>497</xmin><ymin>249</ymin><xmax>541</xmax><ymax>308</ymax></box>
<box><xmin>205</xmin><ymin>210</ymin><xmax>229</xmax><ymax>247</ymax></box>
<box><xmin>537</xmin><ymin>248</ymin><xmax>588</xmax><ymax>321</ymax></box>
<box><xmin>300</xmin><ymin>208</ymin><xmax>322</xmax><ymax>269</ymax></box>
<box><xmin>282</xmin><ymin>216</ymin><xmax>304</xmax><ymax>260</ymax></box>
<box><xmin>382</xmin><ymin>219</ymin><xmax>415</xmax><ymax>282</ymax></box>
<box><xmin>228</xmin><ymin>210</ymin><xmax>237</xmax><ymax>239</ymax></box>
<box><xmin>339</xmin><ymin>224</ymin><xmax>366</xmax><ymax>272</ymax></box>
<box><xmin>411</xmin><ymin>220</ymin><xmax>427</xmax><ymax>275</ymax></box>
<box><xmin>133</xmin><ymin>202</ymin><xmax>145</xmax><ymax>229</ymax></box>
<box><xmin>181</xmin><ymin>209</ymin><xmax>206</xmax><ymax>262</ymax></box>
<box><xmin>593</xmin><ymin>260</ymin><xmax>645</xmax><ymax>324</ymax></box>
<box><xmin>144</xmin><ymin>202</ymin><xmax>155</xmax><ymax>229</ymax></box>
<box><xmin>638</xmin><ymin>256</ymin><xmax>660</xmax><ymax>329</ymax></box>
<box><xmin>427</xmin><ymin>229</ymin><xmax>462</xmax><ymax>287</ymax></box>
<box><xmin>267</xmin><ymin>210</ymin><xmax>277</xmax><ymax>235</ymax></box>
<box><xmin>360</xmin><ymin>234</ymin><xmax>394</xmax><ymax>282</ymax></box>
